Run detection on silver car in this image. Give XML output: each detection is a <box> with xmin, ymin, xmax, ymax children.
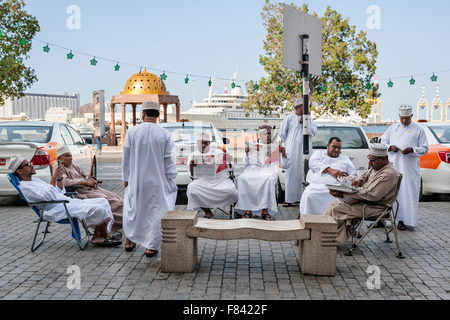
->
<box><xmin>0</xmin><ymin>121</ymin><xmax>96</xmax><ymax>196</ymax></box>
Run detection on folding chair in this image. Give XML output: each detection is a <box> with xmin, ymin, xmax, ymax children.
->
<box><xmin>7</xmin><ymin>173</ymin><xmax>90</xmax><ymax>252</ymax></box>
<box><xmin>345</xmin><ymin>174</ymin><xmax>405</xmax><ymax>259</ymax></box>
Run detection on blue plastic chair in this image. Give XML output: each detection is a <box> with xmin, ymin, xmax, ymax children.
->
<box><xmin>7</xmin><ymin>173</ymin><xmax>90</xmax><ymax>251</ymax></box>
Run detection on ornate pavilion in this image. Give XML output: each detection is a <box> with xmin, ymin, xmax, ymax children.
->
<box><xmin>109</xmin><ymin>68</ymin><xmax>180</xmax><ymax>145</ymax></box>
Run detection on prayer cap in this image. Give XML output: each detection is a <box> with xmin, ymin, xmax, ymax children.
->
<box><xmin>8</xmin><ymin>154</ymin><xmax>26</xmax><ymax>172</ymax></box>
<box><xmin>142</xmin><ymin>101</ymin><xmax>160</xmax><ymax>111</ymax></box>
<box><xmin>197</xmin><ymin>132</ymin><xmax>212</xmax><ymax>142</ymax></box>
<box><xmin>399</xmin><ymin>104</ymin><xmax>413</xmax><ymax>117</ymax></box>
<box><xmin>56</xmin><ymin>146</ymin><xmax>71</xmax><ymax>157</ymax></box>
<box><xmin>259</xmin><ymin>125</ymin><xmax>272</xmax><ymax>132</ymax></box>
<box><xmin>294</xmin><ymin>98</ymin><xmax>303</xmax><ymax>107</ymax></box>
<box><xmin>369</xmin><ymin>143</ymin><xmax>388</xmax><ymax>157</ymax></box>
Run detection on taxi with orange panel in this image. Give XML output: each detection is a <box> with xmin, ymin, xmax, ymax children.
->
<box><xmin>0</xmin><ymin>121</ymin><xmax>96</xmax><ymax>196</ymax></box>
<box><xmin>418</xmin><ymin>122</ymin><xmax>450</xmax><ymax>199</ymax></box>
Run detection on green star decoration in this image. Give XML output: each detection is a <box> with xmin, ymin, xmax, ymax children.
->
<box><xmin>276</xmin><ymin>84</ymin><xmax>283</xmax><ymax>92</ymax></box>
<box><xmin>90</xmin><ymin>57</ymin><xmax>98</xmax><ymax>66</ymax></box>
<box><xmin>431</xmin><ymin>73</ymin><xmax>438</xmax><ymax>82</ymax></box>
<box><xmin>387</xmin><ymin>79</ymin><xmax>393</xmax><ymax>88</ymax></box>
<box><xmin>67</xmin><ymin>51</ymin><xmax>74</xmax><ymax>59</ymax></box>
<box><xmin>321</xmin><ymin>84</ymin><xmax>327</xmax><ymax>92</ymax></box>
<box><xmin>343</xmin><ymin>84</ymin><xmax>350</xmax><ymax>91</ymax></box>
<box><xmin>43</xmin><ymin>44</ymin><xmax>50</xmax><ymax>53</ymax></box>
<box><xmin>114</xmin><ymin>63</ymin><xmax>120</xmax><ymax>71</ymax></box>
<box><xmin>20</xmin><ymin>38</ymin><xmax>26</xmax><ymax>45</ymax></box>
<box><xmin>231</xmin><ymin>82</ymin><xmax>236</xmax><ymax>89</ymax></box>
<box><xmin>185</xmin><ymin>75</ymin><xmax>189</xmax><ymax>84</ymax></box>
<box><xmin>208</xmin><ymin>78</ymin><xmax>212</xmax><ymax>87</ymax></box>
<box><xmin>409</xmin><ymin>77</ymin><xmax>415</xmax><ymax>85</ymax></box>
<box><xmin>0</xmin><ymin>30</ymin><xmax>3</xmax><ymax>37</ymax></box>
<box><xmin>366</xmin><ymin>83</ymin><xmax>371</xmax><ymax>90</ymax></box>
<box><xmin>253</xmin><ymin>82</ymin><xmax>259</xmax><ymax>91</ymax></box>
<box><xmin>160</xmin><ymin>72</ymin><xmax>167</xmax><ymax>80</ymax></box>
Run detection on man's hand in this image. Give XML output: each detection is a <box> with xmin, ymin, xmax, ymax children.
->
<box><xmin>52</xmin><ymin>165</ymin><xmax>65</xmax><ymax>180</ymax></box>
<box><xmin>280</xmin><ymin>146</ymin><xmax>287</xmax><ymax>158</ymax></box>
<box><xmin>329</xmin><ymin>189</ymin><xmax>344</xmax><ymax>198</ymax></box>
<box><xmin>402</xmin><ymin>147</ymin><xmax>414</xmax><ymax>154</ymax></box>
<box><xmin>84</xmin><ymin>180</ymin><xmax>97</xmax><ymax>188</ymax></box>
<box><xmin>124</xmin><ymin>181</ymin><xmax>128</xmax><ymax>188</ymax></box>
<box><xmin>389</xmin><ymin>145</ymin><xmax>400</xmax><ymax>153</ymax></box>
<box><xmin>325</xmin><ymin>167</ymin><xmax>348</xmax><ymax>179</ymax></box>
<box><xmin>352</xmin><ymin>180</ymin><xmax>363</xmax><ymax>188</ymax></box>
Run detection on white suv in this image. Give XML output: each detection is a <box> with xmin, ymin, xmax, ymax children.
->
<box><xmin>277</xmin><ymin>122</ymin><xmax>371</xmax><ymax>203</ymax></box>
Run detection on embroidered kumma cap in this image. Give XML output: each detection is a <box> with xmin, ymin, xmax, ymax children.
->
<box><xmin>56</xmin><ymin>146</ymin><xmax>71</xmax><ymax>157</ymax></box>
<box><xmin>399</xmin><ymin>104</ymin><xmax>413</xmax><ymax>117</ymax></box>
<box><xmin>369</xmin><ymin>143</ymin><xmax>389</xmax><ymax>157</ymax></box>
<box><xmin>197</xmin><ymin>132</ymin><xmax>212</xmax><ymax>142</ymax></box>
<box><xmin>142</xmin><ymin>100</ymin><xmax>160</xmax><ymax>111</ymax></box>
<box><xmin>294</xmin><ymin>98</ymin><xmax>303</xmax><ymax>107</ymax></box>
<box><xmin>8</xmin><ymin>154</ymin><xmax>26</xmax><ymax>172</ymax></box>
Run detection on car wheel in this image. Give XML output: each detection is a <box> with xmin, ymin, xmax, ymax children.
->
<box><xmin>91</xmin><ymin>157</ymin><xmax>97</xmax><ymax>178</ymax></box>
<box><xmin>276</xmin><ymin>178</ymin><xmax>285</xmax><ymax>204</ymax></box>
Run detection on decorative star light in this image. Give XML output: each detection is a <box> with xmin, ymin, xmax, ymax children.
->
<box><xmin>321</xmin><ymin>84</ymin><xmax>327</xmax><ymax>92</ymax></box>
<box><xmin>20</xmin><ymin>38</ymin><xmax>26</xmax><ymax>45</ymax></box>
<box><xmin>366</xmin><ymin>83</ymin><xmax>371</xmax><ymax>90</ymax></box>
<box><xmin>409</xmin><ymin>77</ymin><xmax>415</xmax><ymax>85</ymax></box>
<box><xmin>276</xmin><ymin>85</ymin><xmax>283</xmax><ymax>92</ymax></box>
<box><xmin>431</xmin><ymin>73</ymin><xmax>438</xmax><ymax>82</ymax></box>
<box><xmin>114</xmin><ymin>63</ymin><xmax>120</xmax><ymax>71</ymax></box>
<box><xmin>387</xmin><ymin>79</ymin><xmax>394</xmax><ymax>88</ymax></box>
<box><xmin>43</xmin><ymin>44</ymin><xmax>50</xmax><ymax>53</ymax></box>
<box><xmin>253</xmin><ymin>82</ymin><xmax>259</xmax><ymax>91</ymax></box>
<box><xmin>160</xmin><ymin>72</ymin><xmax>167</xmax><ymax>80</ymax></box>
<box><xmin>343</xmin><ymin>84</ymin><xmax>350</xmax><ymax>91</ymax></box>
<box><xmin>67</xmin><ymin>51</ymin><xmax>74</xmax><ymax>59</ymax></box>
<box><xmin>0</xmin><ymin>30</ymin><xmax>3</xmax><ymax>37</ymax></box>
<box><xmin>90</xmin><ymin>57</ymin><xmax>98</xmax><ymax>66</ymax></box>
<box><xmin>231</xmin><ymin>82</ymin><xmax>236</xmax><ymax>89</ymax></box>
<box><xmin>185</xmin><ymin>75</ymin><xmax>189</xmax><ymax>84</ymax></box>
<box><xmin>208</xmin><ymin>78</ymin><xmax>212</xmax><ymax>87</ymax></box>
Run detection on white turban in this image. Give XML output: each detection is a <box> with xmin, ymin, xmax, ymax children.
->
<box><xmin>197</xmin><ymin>132</ymin><xmax>212</xmax><ymax>142</ymax></box>
<box><xmin>142</xmin><ymin>100</ymin><xmax>160</xmax><ymax>111</ymax></box>
<box><xmin>294</xmin><ymin>98</ymin><xmax>303</xmax><ymax>107</ymax></box>
<box><xmin>56</xmin><ymin>146</ymin><xmax>71</xmax><ymax>157</ymax></box>
<box><xmin>8</xmin><ymin>154</ymin><xmax>26</xmax><ymax>172</ymax></box>
<box><xmin>369</xmin><ymin>143</ymin><xmax>388</xmax><ymax>157</ymax></box>
<box><xmin>399</xmin><ymin>104</ymin><xmax>413</xmax><ymax>117</ymax></box>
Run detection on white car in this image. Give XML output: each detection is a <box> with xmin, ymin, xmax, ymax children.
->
<box><xmin>0</xmin><ymin>121</ymin><xmax>96</xmax><ymax>196</ymax></box>
<box><xmin>159</xmin><ymin>122</ymin><xmax>228</xmax><ymax>191</ymax></box>
<box><xmin>277</xmin><ymin>122</ymin><xmax>371</xmax><ymax>203</ymax></box>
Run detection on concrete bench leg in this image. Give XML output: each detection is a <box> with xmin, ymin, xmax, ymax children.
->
<box><xmin>161</xmin><ymin>211</ymin><xmax>198</xmax><ymax>273</ymax></box>
<box><xmin>298</xmin><ymin>214</ymin><xmax>338</xmax><ymax>276</ymax></box>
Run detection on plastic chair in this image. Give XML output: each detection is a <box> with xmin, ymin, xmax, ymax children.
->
<box><xmin>345</xmin><ymin>174</ymin><xmax>405</xmax><ymax>259</ymax></box>
<box><xmin>7</xmin><ymin>173</ymin><xmax>90</xmax><ymax>252</ymax></box>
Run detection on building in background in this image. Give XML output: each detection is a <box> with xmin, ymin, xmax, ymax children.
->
<box><xmin>0</xmin><ymin>93</ymin><xmax>80</xmax><ymax>121</ymax></box>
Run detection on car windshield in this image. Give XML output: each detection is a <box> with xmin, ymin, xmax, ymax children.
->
<box><xmin>427</xmin><ymin>125</ymin><xmax>450</xmax><ymax>144</ymax></box>
<box><xmin>164</xmin><ymin>126</ymin><xmax>216</xmax><ymax>143</ymax></box>
<box><xmin>312</xmin><ymin>127</ymin><xmax>368</xmax><ymax>149</ymax></box>
<box><xmin>0</xmin><ymin>126</ymin><xmax>52</xmax><ymax>143</ymax></box>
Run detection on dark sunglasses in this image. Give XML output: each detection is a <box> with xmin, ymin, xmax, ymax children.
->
<box><xmin>367</xmin><ymin>156</ymin><xmax>382</xmax><ymax>162</ymax></box>
<box><xmin>330</xmin><ymin>144</ymin><xmax>342</xmax><ymax>151</ymax></box>
<box><xmin>18</xmin><ymin>162</ymin><xmax>32</xmax><ymax>169</ymax></box>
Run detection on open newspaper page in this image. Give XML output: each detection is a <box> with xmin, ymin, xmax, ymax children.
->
<box><xmin>247</xmin><ymin>142</ymin><xmax>280</xmax><ymax>166</ymax></box>
<box><xmin>193</xmin><ymin>149</ymin><xmax>229</xmax><ymax>179</ymax></box>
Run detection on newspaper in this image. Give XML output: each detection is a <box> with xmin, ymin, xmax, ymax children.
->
<box><xmin>193</xmin><ymin>152</ymin><xmax>229</xmax><ymax>179</ymax></box>
<box><xmin>247</xmin><ymin>142</ymin><xmax>280</xmax><ymax>166</ymax></box>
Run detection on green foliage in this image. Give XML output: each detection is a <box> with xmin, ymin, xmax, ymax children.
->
<box><xmin>0</xmin><ymin>0</ymin><xmax>40</xmax><ymax>106</ymax></box>
<box><xmin>243</xmin><ymin>1</ymin><xmax>378</xmax><ymax>119</ymax></box>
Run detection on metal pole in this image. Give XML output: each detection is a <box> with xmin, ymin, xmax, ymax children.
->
<box><xmin>300</xmin><ymin>34</ymin><xmax>310</xmax><ymax>156</ymax></box>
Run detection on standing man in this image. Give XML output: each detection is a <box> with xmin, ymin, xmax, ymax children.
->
<box><xmin>380</xmin><ymin>104</ymin><xmax>429</xmax><ymax>230</ymax></box>
<box><xmin>279</xmin><ymin>97</ymin><xmax>317</xmax><ymax>207</ymax></box>
<box><xmin>122</xmin><ymin>101</ymin><xmax>178</xmax><ymax>256</ymax></box>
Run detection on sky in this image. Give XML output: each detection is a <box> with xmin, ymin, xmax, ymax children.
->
<box><xmin>18</xmin><ymin>0</ymin><xmax>450</xmax><ymax>121</ymax></box>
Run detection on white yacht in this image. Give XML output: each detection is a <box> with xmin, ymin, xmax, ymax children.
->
<box><xmin>168</xmin><ymin>73</ymin><xmax>283</xmax><ymax>130</ymax></box>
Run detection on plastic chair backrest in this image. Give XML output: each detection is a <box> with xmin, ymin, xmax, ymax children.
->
<box><xmin>7</xmin><ymin>173</ymin><xmax>41</xmax><ymax>217</ymax></box>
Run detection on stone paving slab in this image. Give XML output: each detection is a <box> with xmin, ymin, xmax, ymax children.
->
<box><xmin>1</xmin><ymin>175</ymin><xmax>450</xmax><ymax>301</ymax></box>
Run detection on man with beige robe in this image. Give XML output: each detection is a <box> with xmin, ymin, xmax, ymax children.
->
<box><xmin>325</xmin><ymin>144</ymin><xmax>400</xmax><ymax>243</ymax></box>
<box><xmin>54</xmin><ymin>146</ymin><xmax>123</xmax><ymax>233</ymax></box>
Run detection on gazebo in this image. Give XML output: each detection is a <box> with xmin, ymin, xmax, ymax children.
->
<box><xmin>109</xmin><ymin>68</ymin><xmax>180</xmax><ymax>145</ymax></box>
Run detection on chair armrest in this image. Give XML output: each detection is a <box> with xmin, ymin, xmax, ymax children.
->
<box><xmin>64</xmin><ymin>192</ymin><xmax>78</xmax><ymax>197</ymax></box>
<box><xmin>28</xmin><ymin>200</ymin><xmax>70</xmax><ymax>206</ymax></box>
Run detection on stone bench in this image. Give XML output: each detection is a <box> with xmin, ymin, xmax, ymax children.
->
<box><xmin>161</xmin><ymin>211</ymin><xmax>338</xmax><ymax>276</ymax></box>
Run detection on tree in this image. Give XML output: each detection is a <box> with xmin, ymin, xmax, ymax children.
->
<box><xmin>0</xmin><ymin>0</ymin><xmax>40</xmax><ymax>107</ymax></box>
<box><xmin>243</xmin><ymin>1</ymin><xmax>378</xmax><ymax>119</ymax></box>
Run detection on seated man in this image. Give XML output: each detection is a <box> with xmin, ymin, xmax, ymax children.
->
<box><xmin>54</xmin><ymin>146</ymin><xmax>123</xmax><ymax>233</ymax></box>
<box><xmin>324</xmin><ymin>144</ymin><xmax>400</xmax><ymax>243</ymax></box>
<box><xmin>300</xmin><ymin>137</ymin><xmax>356</xmax><ymax>215</ymax></box>
<box><xmin>9</xmin><ymin>154</ymin><xmax>121</xmax><ymax>247</ymax></box>
<box><xmin>187</xmin><ymin>133</ymin><xmax>238</xmax><ymax>219</ymax></box>
<box><xmin>234</xmin><ymin>125</ymin><xmax>291</xmax><ymax>221</ymax></box>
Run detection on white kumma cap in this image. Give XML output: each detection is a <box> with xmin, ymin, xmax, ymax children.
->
<box><xmin>8</xmin><ymin>154</ymin><xmax>26</xmax><ymax>172</ymax></box>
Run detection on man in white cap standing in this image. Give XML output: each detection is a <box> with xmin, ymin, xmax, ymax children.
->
<box><xmin>279</xmin><ymin>97</ymin><xmax>317</xmax><ymax>207</ymax></box>
<box><xmin>122</xmin><ymin>100</ymin><xmax>178</xmax><ymax>256</ymax></box>
<box><xmin>380</xmin><ymin>104</ymin><xmax>428</xmax><ymax>230</ymax></box>
<box><xmin>186</xmin><ymin>132</ymin><xmax>238</xmax><ymax>219</ymax></box>
<box><xmin>325</xmin><ymin>144</ymin><xmax>400</xmax><ymax>243</ymax></box>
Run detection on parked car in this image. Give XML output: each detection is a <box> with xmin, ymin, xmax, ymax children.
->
<box><xmin>159</xmin><ymin>122</ymin><xmax>228</xmax><ymax>191</ymax></box>
<box><xmin>277</xmin><ymin>122</ymin><xmax>371</xmax><ymax>203</ymax></box>
<box><xmin>0</xmin><ymin>121</ymin><xmax>96</xmax><ymax>196</ymax></box>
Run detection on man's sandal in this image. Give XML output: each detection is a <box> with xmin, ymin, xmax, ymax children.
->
<box><xmin>262</xmin><ymin>213</ymin><xmax>274</xmax><ymax>221</ymax></box>
<box><xmin>243</xmin><ymin>211</ymin><xmax>253</xmax><ymax>219</ymax></box>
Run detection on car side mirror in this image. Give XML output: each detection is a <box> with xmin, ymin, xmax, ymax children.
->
<box><xmin>223</xmin><ymin>137</ymin><xmax>230</xmax><ymax>145</ymax></box>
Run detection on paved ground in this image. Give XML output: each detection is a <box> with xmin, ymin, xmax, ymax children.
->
<box><xmin>1</xmin><ymin>162</ymin><xmax>450</xmax><ymax>301</ymax></box>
